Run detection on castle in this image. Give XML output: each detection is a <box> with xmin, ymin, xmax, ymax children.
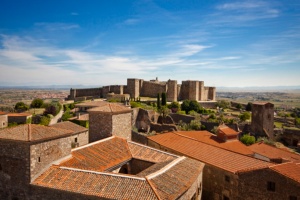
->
<box><xmin>68</xmin><ymin>78</ymin><xmax>216</xmax><ymax>102</ymax></box>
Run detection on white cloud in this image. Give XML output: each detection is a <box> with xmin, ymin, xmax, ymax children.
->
<box><xmin>34</xmin><ymin>23</ymin><xmax>80</xmax><ymax>31</ymax></box>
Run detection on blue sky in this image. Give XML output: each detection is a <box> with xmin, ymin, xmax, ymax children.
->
<box><xmin>0</xmin><ymin>0</ymin><xmax>299</xmax><ymax>87</ymax></box>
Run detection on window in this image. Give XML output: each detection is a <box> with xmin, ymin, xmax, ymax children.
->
<box><xmin>290</xmin><ymin>196</ymin><xmax>297</xmax><ymax>200</ymax></box>
<box><xmin>225</xmin><ymin>175</ymin><xmax>230</xmax><ymax>182</ymax></box>
<box><xmin>267</xmin><ymin>181</ymin><xmax>275</xmax><ymax>191</ymax></box>
<box><xmin>75</xmin><ymin>137</ymin><xmax>78</xmax><ymax>143</ymax></box>
<box><xmin>38</xmin><ymin>157</ymin><xmax>41</xmax><ymax>162</ymax></box>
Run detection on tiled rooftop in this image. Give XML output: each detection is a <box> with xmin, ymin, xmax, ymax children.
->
<box><xmin>249</xmin><ymin>142</ymin><xmax>300</xmax><ymax>163</ymax></box>
<box><xmin>75</xmin><ymin>101</ymin><xmax>108</xmax><ymax>107</ymax></box>
<box><xmin>270</xmin><ymin>162</ymin><xmax>300</xmax><ymax>183</ymax></box>
<box><xmin>33</xmin><ymin>136</ymin><xmax>204</xmax><ymax>199</ymax></box>
<box><xmin>0</xmin><ymin>111</ymin><xmax>7</xmax><ymax>115</ymax></box>
<box><xmin>50</xmin><ymin>121</ymin><xmax>88</xmax><ymax>133</ymax></box>
<box><xmin>148</xmin><ymin>132</ymin><xmax>273</xmax><ymax>173</ymax></box>
<box><xmin>33</xmin><ymin>166</ymin><xmax>158</xmax><ymax>200</ymax></box>
<box><xmin>0</xmin><ymin>124</ymin><xmax>73</xmax><ymax>142</ymax></box>
<box><xmin>174</xmin><ymin>131</ymin><xmax>253</xmax><ymax>155</ymax></box>
<box><xmin>59</xmin><ymin>137</ymin><xmax>132</xmax><ymax>172</ymax></box>
<box><xmin>88</xmin><ymin>103</ymin><xmax>131</xmax><ymax>113</ymax></box>
<box><xmin>147</xmin><ymin>157</ymin><xmax>204</xmax><ymax>200</ymax></box>
<box><xmin>217</xmin><ymin>124</ymin><xmax>239</xmax><ymax>136</ymax></box>
<box><xmin>128</xmin><ymin>141</ymin><xmax>178</xmax><ymax>163</ymax></box>
<box><xmin>7</xmin><ymin>112</ymin><xmax>32</xmax><ymax>117</ymax></box>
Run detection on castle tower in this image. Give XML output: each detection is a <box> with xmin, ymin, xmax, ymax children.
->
<box><xmin>127</xmin><ymin>78</ymin><xmax>141</xmax><ymax>99</ymax></box>
<box><xmin>251</xmin><ymin>102</ymin><xmax>274</xmax><ymax>139</ymax></box>
<box><xmin>208</xmin><ymin>87</ymin><xmax>216</xmax><ymax>101</ymax></box>
<box><xmin>166</xmin><ymin>80</ymin><xmax>177</xmax><ymax>102</ymax></box>
<box><xmin>198</xmin><ymin>81</ymin><xmax>204</xmax><ymax>101</ymax></box>
<box><xmin>88</xmin><ymin>103</ymin><xmax>132</xmax><ymax>142</ymax></box>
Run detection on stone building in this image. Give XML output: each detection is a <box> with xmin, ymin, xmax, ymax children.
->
<box><xmin>88</xmin><ymin>103</ymin><xmax>132</xmax><ymax>142</ymax></box>
<box><xmin>251</xmin><ymin>102</ymin><xmax>274</xmax><ymax>139</ymax></box>
<box><xmin>50</xmin><ymin>121</ymin><xmax>89</xmax><ymax>148</ymax></box>
<box><xmin>148</xmin><ymin>132</ymin><xmax>300</xmax><ymax>200</ymax></box>
<box><xmin>0</xmin><ymin>111</ymin><xmax>8</xmax><ymax>128</ymax></box>
<box><xmin>7</xmin><ymin>112</ymin><xmax>32</xmax><ymax>124</ymax></box>
<box><xmin>0</xmin><ymin>123</ymin><xmax>205</xmax><ymax>200</ymax></box>
<box><xmin>68</xmin><ymin>78</ymin><xmax>216</xmax><ymax>102</ymax></box>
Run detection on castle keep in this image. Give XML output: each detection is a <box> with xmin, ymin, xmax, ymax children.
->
<box><xmin>68</xmin><ymin>78</ymin><xmax>216</xmax><ymax>102</ymax></box>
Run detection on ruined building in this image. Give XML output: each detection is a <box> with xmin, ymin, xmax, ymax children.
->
<box><xmin>68</xmin><ymin>78</ymin><xmax>216</xmax><ymax>102</ymax></box>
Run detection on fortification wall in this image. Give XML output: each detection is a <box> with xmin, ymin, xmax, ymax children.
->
<box><xmin>167</xmin><ymin>80</ymin><xmax>177</xmax><ymax>102</ymax></box>
<box><xmin>179</xmin><ymin>81</ymin><xmax>190</xmax><ymax>100</ymax></box>
<box><xmin>208</xmin><ymin>87</ymin><xmax>216</xmax><ymax>101</ymax></box>
<box><xmin>71</xmin><ymin>88</ymin><xmax>102</xmax><ymax>99</ymax></box>
<box><xmin>203</xmin><ymin>87</ymin><xmax>209</xmax><ymax>101</ymax></box>
<box><xmin>140</xmin><ymin>81</ymin><xmax>166</xmax><ymax>98</ymax></box>
<box><xmin>199</xmin><ymin>81</ymin><xmax>205</xmax><ymax>101</ymax></box>
<box><xmin>127</xmin><ymin>79</ymin><xmax>140</xmax><ymax>99</ymax></box>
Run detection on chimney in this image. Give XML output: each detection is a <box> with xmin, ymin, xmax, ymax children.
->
<box><xmin>28</xmin><ymin>124</ymin><xmax>31</xmax><ymax>141</ymax></box>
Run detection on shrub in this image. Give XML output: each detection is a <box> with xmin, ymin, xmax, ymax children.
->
<box><xmin>40</xmin><ymin>116</ymin><xmax>50</xmax><ymax>125</ymax></box>
<box><xmin>14</xmin><ymin>102</ymin><xmax>29</xmax><ymax>111</ymax></box>
<box><xmin>240</xmin><ymin>134</ymin><xmax>256</xmax><ymax>146</ymax></box>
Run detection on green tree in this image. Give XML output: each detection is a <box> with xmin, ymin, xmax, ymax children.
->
<box><xmin>161</xmin><ymin>92</ymin><xmax>167</xmax><ymax>106</ymax></box>
<box><xmin>246</xmin><ymin>102</ymin><xmax>252</xmax><ymax>111</ymax></box>
<box><xmin>168</xmin><ymin>101</ymin><xmax>180</xmax><ymax>113</ymax></box>
<box><xmin>158</xmin><ymin>106</ymin><xmax>170</xmax><ymax>124</ymax></box>
<box><xmin>216</xmin><ymin>100</ymin><xmax>230</xmax><ymax>109</ymax></box>
<box><xmin>236</xmin><ymin>103</ymin><xmax>242</xmax><ymax>110</ymax></box>
<box><xmin>189</xmin><ymin>100</ymin><xmax>201</xmax><ymax>112</ymax></box>
<box><xmin>240</xmin><ymin>134</ymin><xmax>255</xmax><ymax>146</ymax></box>
<box><xmin>181</xmin><ymin>100</ymin><xmax>190</xmax><ymax>113</ymax></box>
<box><xmin>31</xmin><ymin>98</ymin><xmax>44</xmax><ymax>108</ymax></box>
<box><xmin>157</xmin><ymin>93</ymin><xmax>161</xmax><ymax>109</ymax></box>
<box><xmin>14</xmin><ymin>102</ymin><xmax>29</xmax><ymax>111</ymax></box>
<box><xmin>239</xmin><ymin>112</ymin><xmax>251</xmax><ymax>122</ymax></box>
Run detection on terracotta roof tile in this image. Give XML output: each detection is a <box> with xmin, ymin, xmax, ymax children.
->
<box><xmin>148</xmin><ymin>132</ymin><xmax>272</xmax><ymax>173</ymax></box>
<box><xmin>0</xmin><ymin>124</ymin><xmax>73</xmax><ymax>141</ymax></box>
<box><xmin>7</xmin><ymin>112</ymin><xmax>32</xmax><ymax>117</ymax></box>
<box><xmin>88</xmin><ymin>103</ymin><xmax>131</xmax><ymax>113</ymax></box>
<box><xmin>146</xmin><ymin>157</ymin><xmax>204</xmax><ymax>200</ymax></box>
<box><xmin>218</xmin><ymin>125</ymin><xmax>239</xmax><ymax>136</ymax></box>
<box><xmin>174</xmin><ymin>131</ymin><xmax>253</xmax><ymax>155</ymax></box>
<box><xmin>75</xmin><ymin>101</ymin><xmax>108</xmax><ymax>107</ymax></box>
<box><xmin>270</xmin><ymin>162</ymin><xmax>300</xmax><ymax>183</ymax></box>
<box><xmin>0</xmin><ymin>111</ymin><xmax>7</xmax><ymax>115</ymax></box>
<box><xmin>249</xmin><ymin>142</ymin><xmax>300</xmax><ymax>163</ymax></box>
<box><xmin>128</xmin><ymin>141</ymin><xmax>178</xmax><ymax>163</ymax></box>
<box><xmin>59</xmin><ymin>137</ymin><xmax>132</xmax><ymax>172</ymax></box>
<box><xmin>50</xmin><ymin>121</ymin><xmax>87</xmax><ymax>133</ymax></box>
<box><xmin>33</xmin><ymin>166</ymin><xmax>158</xmax><ymax>200</ymax></box>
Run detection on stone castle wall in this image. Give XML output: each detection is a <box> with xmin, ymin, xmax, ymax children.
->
<box><xmin>68</xmin><ymin>78</ymin><xmax>216</xmax><ymax>102</ymax></box>
<box><xmin>140</xmin><ymin>81</ymin><xmax>166</xmax><ymax>98</ymax></box>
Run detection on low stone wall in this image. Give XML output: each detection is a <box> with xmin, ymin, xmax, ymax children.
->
<box><xmin>199</xmin><ymin>101</ymin><xmax>217</xmax><ymax>109</ymax></box>
<box><xmin>131</xmin><ymin>131</ymin><xmax>148</xmax><ymax>145</ymax></box>
<box><xmin>169</xmin><ymin>113</ymin><xmax>195</xmax><ymax>124</ymax></box>
<box><xmin>150</xmin><ymin>123</ymin><xmax>177</xmax><ymax>133</ymax></box>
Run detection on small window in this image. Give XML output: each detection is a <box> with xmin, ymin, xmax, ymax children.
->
<box><xmin>38</xmin><ymin>157</ymin><xmax>41</xmax><ymax>162</ymax></box>
<box><xmin>75</xmin><ymin>137</ymin><xmax>78</xmax><ymax>143</ymax></box>
<box><xmin>290</xmin><ymin>196</ymin><xmax>297</xmax><ymax>200</ymax></box>
<box><xmin>267</xmin><ymin>181</ymin><xmax>275</xmax><ymax>191</ymax></box>
<box><xmin>0</xmin><ymin>164</ymin><xmax>2</xmax><ymax>171</ymax></box>
<box><xmin>225</xmin><ymin>175</ymin><xmax>230</xmax><ymax>182</ymax></box>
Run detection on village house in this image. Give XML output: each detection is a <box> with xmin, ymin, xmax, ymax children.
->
<box><xmin>147</xmin><ymin>131</ymin><xmax>300</xmax><ymax>200</ymax></box>
<box><xmin>0</xmin><ymin>123</ymin><xmax>205</xmax><ymax>200</ymax></box>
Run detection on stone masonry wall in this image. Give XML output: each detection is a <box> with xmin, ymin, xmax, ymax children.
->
<box><xmin>70</xmin><ymin>131</ymin><xmax>89</xmax><ymax>148</ymax></box>
<box><xmin>140</xmin><ymin>81</ymin><xmax>167</xmax><ymax>98</ymax></box>
<box><xmin>73</xmin><ymin>88</ymin><xmax>102</xmax><ymax>99</ymax></box>
<box><xmin>30</xmin><ymin>137</ymin><xmax>72</xmax><ymax>181</ymax></box>
<box><xmin>112</xmin><ymin>112</ymin><xmax>132</xmax><ymax>140</ymax></box>
<box><xmin>0</xmin><ymin>140</ymin><xmax>31</xmax><ymax>199</ymax></box>
<box><xmin>179</xmin><ymin>171</ymin><xmax>203</xmax><ymax>200</ymax></box>
<box><xmin>208</xmin><ymin>87</ymin><xmax>216</xmax><ymax>101</ymax></box>
<box><xmin>203</xmin><ymin>87</ymin><xmax>209</xmax><ymax>101</ymax></box>
<box><xmin>127</xmin><ymin>79</ymin><xmax>140</xmax><ymax>99</ymax></box>
<box><xmin>89</xmin><ymin>112</ymin><xmax>112</xmax><ymax>143</ymax></box>
<box><xmin>189</xmin><ymin>81</ymin><xmax>199</xmax><ymax>101</ymax></box>
<box><xmin>198</xmin><ymin>81</ymin><xmax>204</xmax><ymax>101</ymax></box>
<box><xmin>238</xmin><ymin>168</ymin><xmax>300</xmax><ymax>200</ymax></box>
<box><xmin>166</xmin><ymin>80</ymin><xmax>177</xmax><ymax>102</ymax></box>
<box><xmin>0</xmin><ymin>114</ymin><xmax>8</xmax><ymax>128</ymax></box>
<box><xmin>179</xmin><ymin>81</ymin><xmax>190</xmax><ymax>100</ymax></box>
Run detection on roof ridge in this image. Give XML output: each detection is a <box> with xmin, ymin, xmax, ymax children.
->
<box><xmin>72</xmin><ymin>136</ymin><xmax>116</xmax><ymax>151</ymax></box>
<box><xmin>59</xmin><ymin>166</ymin><xmax>146</xmax><ymax>180</ymax></box>
<box><xmin>146</xmin><ymin>157</ymin><xmax>186</xmax><ymax>180</ymax></box>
